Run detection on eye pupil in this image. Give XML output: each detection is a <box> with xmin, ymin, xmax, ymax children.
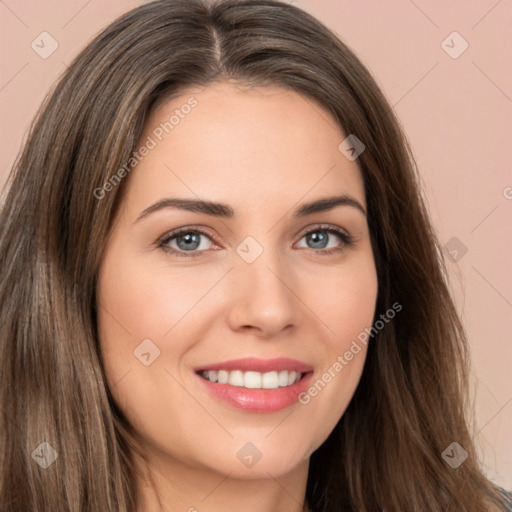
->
<box><xmin>307</xmin><ymin>231</ymin><xmax>328</xmax><ymax>249</ymax></box>
<box><xmin>177</xmin><ymin>232</ymin><xmax>201</xmax><ymax>250</ymax></box>
<box><xmin>164</xmin><ymin>227</ymin><xmax>345</xmax><ymax>257</ymax></box>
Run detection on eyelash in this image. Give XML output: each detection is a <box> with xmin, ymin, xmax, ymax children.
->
<box><xmin>158</xmin><ymin>224</ymin><xmax>354</xmax><ymax>259</ymax></box>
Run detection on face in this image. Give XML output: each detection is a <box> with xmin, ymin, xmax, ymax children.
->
<box><xmin>96</xmin><ymin>82</ymin><xmax>378</xmax><ymax>484</ymax></box>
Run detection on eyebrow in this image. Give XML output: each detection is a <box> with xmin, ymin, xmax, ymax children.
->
<box><xmin>135</xmin><ymin>194</ymin><xmax>366</xmax><ymax>223</ymax></box>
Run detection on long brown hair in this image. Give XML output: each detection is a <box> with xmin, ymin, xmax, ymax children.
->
<box><xmin>0</xmin><ymin>1</ymin><xmax>509</xmax><ymax>510</ymax></box>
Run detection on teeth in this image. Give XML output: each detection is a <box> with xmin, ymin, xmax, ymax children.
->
<box><xmin>244</xmin><ymin>371</ymin><xmax>262</xmax><ymax>389</ymax></box>
<box><xmin>262</xmin><ymin>371</ymin><xmax>278</xmax><ymax>389</ymax></box>
<box><xmin>218</xmin><ymin>370</ymin><xmax>228</xmax><ymax>384</ymax></box>
<box><xmin>201</xmin><ymin>369</ymin><xmax>303</xmax><ymax>389</ymax></box>
<box><xmin>278</xmin><ymin>370</ymin><xmax>289</xmax><ymax>387</ymax></box>
<box><xmin>228</xmin><ymin>370</ymin><xmax>244</xmax><ymax>387</ymax></box>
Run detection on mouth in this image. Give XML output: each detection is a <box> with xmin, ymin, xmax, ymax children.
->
<box><xmin>194</xmin><ymin>357</ymin><xmax>314</xmax><ymax>412</ymax></box>
<box><xmin>198</xmin><ymin>369</ymin><xmax>306</xmax><ymax>389</ymax></box>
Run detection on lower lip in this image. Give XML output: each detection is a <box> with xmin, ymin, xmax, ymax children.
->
<box><xmin>196</xmin><ymin>372</ymin><xmax>314</xmax><ymax>413</ymax></box>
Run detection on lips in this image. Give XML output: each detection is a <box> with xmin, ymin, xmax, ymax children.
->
<box><xmin>196</xmin><ymin>357</ymin><xmax>313</xmax><ymax>373</ymax></box>
<box><xmin>194</xmin><ymin>357</ymin><xmax>314</xmax><ymax>412</ymax></box>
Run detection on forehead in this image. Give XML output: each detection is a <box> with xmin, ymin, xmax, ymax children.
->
<box><xmin>121</xmin><ymin>82</ymin><xmax>366</xmax><ymax>213</ymax></box>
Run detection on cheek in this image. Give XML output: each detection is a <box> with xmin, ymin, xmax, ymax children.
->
<box><xmin>307</xmin><ymin>251</ymin><xmax>378</xmax><ymax>347</ymax></box>
<box><xmin>95</xmin><ymin>249</ymin><xmax>231</xmax><ymax>415</ymax></box>
<box><xmin>97</xmin><ymin>251</ymin><xmax>224</xmax><ymax>348</ymax></box>
<box><xmin>295</xmin><ymin>252</ymin><xmax>377</xmax><ymax>448</ymax></box>
<box><xmin>95</xmin><ymin>252</ymin><xmax>209</xmax><ymax>432</ymax></box>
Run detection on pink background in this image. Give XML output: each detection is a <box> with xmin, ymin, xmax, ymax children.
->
<box><xmin>1</xmin><ymin>0</ymin><xmax>510</xmax><ymax>488</ymax></box>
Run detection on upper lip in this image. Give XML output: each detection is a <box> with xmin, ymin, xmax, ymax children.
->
<box><xmin>196</xmin><ymin>357</ymin><xmax>313</xmax><ymax>373</ymax></box>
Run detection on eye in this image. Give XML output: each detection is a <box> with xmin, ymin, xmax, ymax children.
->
<box><xmin>158</xmin><ymin>224</ymin><xmax>353</xmax><ymax>258</ymax></box>
<box><xmin>159</xmin><ymin>228</ymin><xmax>217</xmax><ymax>257</ymax></box>
<box><xmin>295</xmin><ymin>225</ymin><xmax>353</xmax><ymax>254</ymax></box>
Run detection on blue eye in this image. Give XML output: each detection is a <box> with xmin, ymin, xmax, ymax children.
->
<box><xmin>296</xmin><ymin>226</ymin><xmax>353</xmax><ymax>254</ymax></box>
<box><xmin>158</xmin><ymin>225</ymin><xmax>353</xmax><ymax>258</ymax></box>
<box><xmin>160</xmin><ymin>229</ymin><xmax>215</xmax><ymax>257</ymax></box>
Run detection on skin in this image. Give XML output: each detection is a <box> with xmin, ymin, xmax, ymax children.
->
<box><xmin>96</xmin><ymin>81</ymin><xmax>378</xmax><ymax>512</ymax></box>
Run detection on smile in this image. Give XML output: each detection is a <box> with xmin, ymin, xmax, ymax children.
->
<box><xmin>195</xmin><ymin>357</ymin><xmax>314</xmax><ymax>412</ymax></box>
<box><xmin>199</xmin><ymin>369</ymin><xmax>304</xmax><ymax>389</ymax></box>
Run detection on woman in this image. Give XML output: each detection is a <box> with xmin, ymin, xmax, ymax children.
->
<box><xmin>0</xmin><ymin>1</ymin><xmax>510</xmax><ymax>510</ymax></box>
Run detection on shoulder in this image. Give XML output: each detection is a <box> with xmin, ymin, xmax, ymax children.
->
<box><xmin>498</xmin><ymin>487</ymin><xmax>512</xmax><ymax>511</ymax></box>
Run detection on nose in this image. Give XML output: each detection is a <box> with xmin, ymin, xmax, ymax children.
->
<box><xmin>225</xmin><ymin>249</ymin><xmax>301</xmax><ymax>338</ymax></box>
